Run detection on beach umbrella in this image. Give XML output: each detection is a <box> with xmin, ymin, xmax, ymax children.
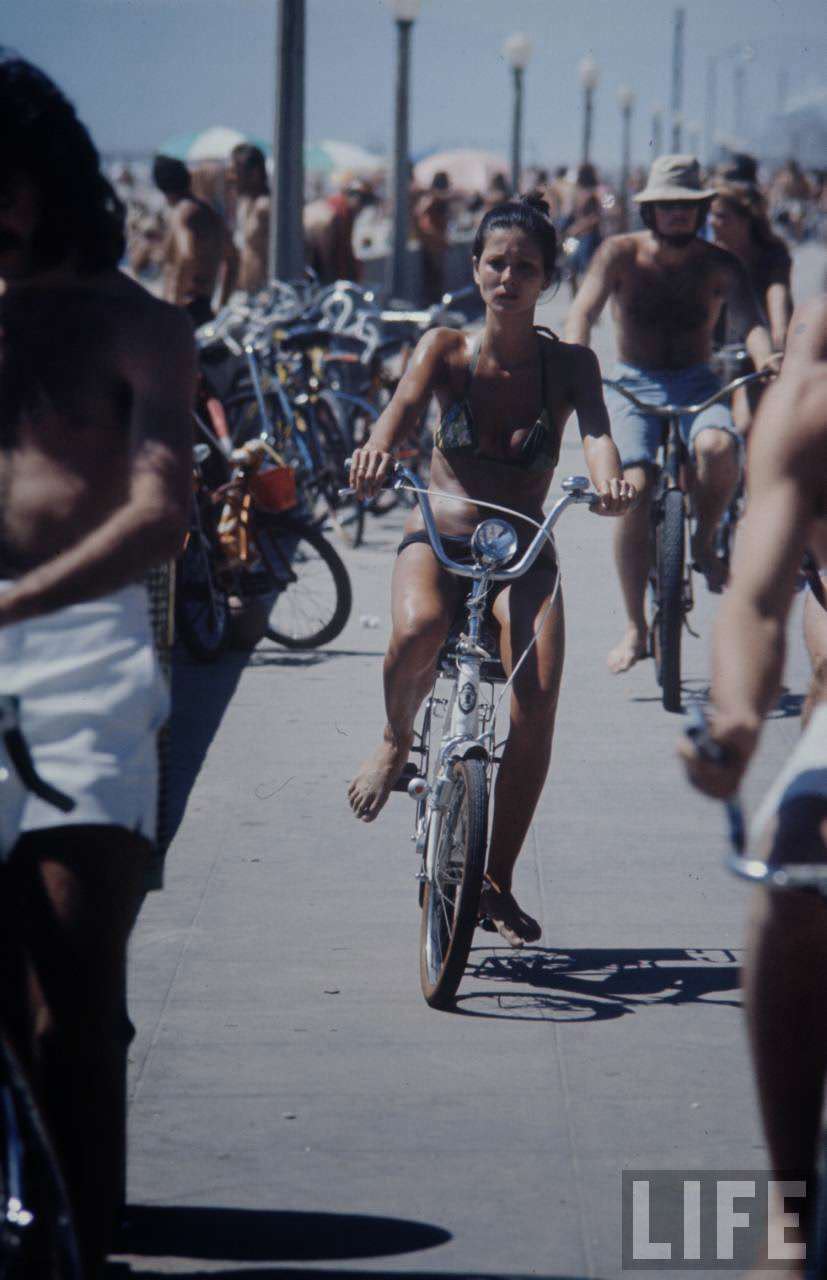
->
<box><xmin>158</xmin><ymin>127</ymin><xmax>271</xmax><ymax>163</ymax></box>
<box><xmin>414</xmin><ymin>148</ymin><xmax>509</xmax><ymax>194</ymax></box>
<box><xmin>304</xmin><ymin>140</ymin><xmax>385</xmax><ymax>176</ymax></box>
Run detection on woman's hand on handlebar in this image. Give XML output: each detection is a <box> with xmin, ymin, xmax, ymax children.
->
<box><xmin>590</xmin><ymin>476</ymin><xmax>637</xmax><ymax>516</ymax></box>
<box><xmin>348</xmin><ymin>444</ymin><xmax>395</xmax><ymax>500</ymax></box>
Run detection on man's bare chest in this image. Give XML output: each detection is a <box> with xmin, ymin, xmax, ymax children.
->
<box><xmin>618</xmin><ymin>261</ymin><xmax>722</xmax><ymax>333</ymax></box>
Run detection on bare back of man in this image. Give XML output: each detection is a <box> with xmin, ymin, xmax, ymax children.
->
<box><xmin>0</xmin><ymin>271</ymin><xmax>192</xmax><ymax>583</ymax></box>
<box><xmin>161</xmin><ymin>193</ymin><xmax>224</xmax><ymax>318</ymax></box>
<box><xmin>235</xmin><ymin>193</ymin><xmax>270</xmax><ymax>293</ymax></box>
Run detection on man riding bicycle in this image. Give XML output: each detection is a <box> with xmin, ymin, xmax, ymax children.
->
<box><xmin>564</xmin><ymin>154</ymin><xmax>778</xmax><ymax>673</ymax></box>
<box><xmin>680</xmin><ymin>295</ymin><xmax>827</xmax><ymax>1270</ymax></box>
<box><xmin>0</xmin><ymin>54</ymin><xmax>193</xmax><ymax>1278</ymax></box>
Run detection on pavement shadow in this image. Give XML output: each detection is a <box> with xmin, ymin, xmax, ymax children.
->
<box><xmin>631</xmin><ymin>680</ymin><xmax>803</xmax><ymax>720</ymax></box>
<box><xmin>112</xmin><ymin>1269</ymin><xmax>597</xmax><ymax>1280</ymax></box>
<box><xmin>113</xmin><ymin>1205</ymin><xmax>451</xmax><ymax>1265</ymax></box>
<box><xmin>165</xmin><ymin>649</ymin><xmax>248</xmax><ymax>843</ymax></box>
<box><xmin>452</xmin><ymin>945</ymin><xmax>741</xmax><ymax>1022</ymax></box>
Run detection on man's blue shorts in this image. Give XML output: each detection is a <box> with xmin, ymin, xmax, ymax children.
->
<box><xmin>603</xmin><ymin>361</ymin><xmax>741</xmax><ymax>471</ymax></box>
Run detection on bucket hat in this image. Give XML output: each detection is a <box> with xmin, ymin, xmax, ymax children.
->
<box><xmin>634</xmin><ymin>154</ymin><xmax>717</xmax><ymax>203</ymax></box>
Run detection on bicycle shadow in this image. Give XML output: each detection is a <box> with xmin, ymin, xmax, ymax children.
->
<box><xmin>452</xmin><ymin>944</ymin><xmax>741</xmax><ymax>1022</ymax></box>
<box><xmin>111</xmin><ymin>1205</ymin><xmax>450</xmax><ymax>1269</ymax></box>
<box><xmin>631</xmin><ymin>680</ymin><xmax>803</xmax><ymax>720</ymax></box>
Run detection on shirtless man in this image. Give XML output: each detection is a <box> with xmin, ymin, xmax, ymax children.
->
<box><xmin>679</xmin><ymin>296</ymin><xmax>827</xmax><ymax>1273</ymax></box>
<box><xmin>0</xmin><ymin>56</ymin><xmax>193</xmax><ymax>1277</ymax></box>
<box><xmin>229</xmin><ymin>143</ymin><xmax>270</xmax><ymax>294</ymax></box>
<box><xmin>152</xmin><ymin>153</ymin><xmax>234</xmax><ymax>325</ymax></box>
<box><xmin>564</xmin><ymin>154</ymin><xmax>777</xmax><ymax>673</ymax></box>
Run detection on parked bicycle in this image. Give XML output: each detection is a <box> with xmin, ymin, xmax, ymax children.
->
<box><xmin>347</xmin><ymin>464</ymin><xmax>597</xmax><ymax>1008</ymax></box>
<box><xmin>602</xmin><ymin>367</ymin><xmax>772</xmax><ymax>713</ymax></box>
<box><xmin>176</xmin><ymin>413</ymin><xmax>352</xmax><ymax>659</ymax></box>
<box><xmin>0</xmin><ymin>696</ymin><xmax>83</xmax><ymax>1280</ymax></box>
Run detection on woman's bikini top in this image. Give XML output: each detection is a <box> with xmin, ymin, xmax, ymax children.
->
<box><xmin>433</xmin><ymin>328</ymin><xmax>562</xmax><ymax>475</ymax></box>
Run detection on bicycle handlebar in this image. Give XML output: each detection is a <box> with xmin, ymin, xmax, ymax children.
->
<box><xmin>342</xmin><ymin>462</ymin><xmax>596</xmax><ymax>582</ymax></box>
<box><xmin>603</xmin><ymin>367</ymin><xmax>773</xmax><ymax>419</ymax></box>
<box><xmin>684</xmin><ymin>706</ymin><xmax>827</xmax><ymax>896</ymax></box>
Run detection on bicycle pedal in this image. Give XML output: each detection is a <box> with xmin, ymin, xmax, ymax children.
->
<box><xmin>478</xmin><ymin>916</ymin><xmax>498</xmax><ymax>933</ymax></box>
<box><xmin>391</xmin><ymin>762</ymin><xmax>419</xmax><ymax>792</ymax></box>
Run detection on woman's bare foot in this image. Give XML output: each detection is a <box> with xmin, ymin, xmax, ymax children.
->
<box><xmin>348</xmin><ymin>731</ymin><xmax>413</xmax><ymax>823</ymax></box>
<box><xmin>478</xmin><ymin>877</ymin><xmax>542</xmax><ymax>948</ymax></box>
<box><xmin>607</xmin><ymin>625</ymin><xmax>648</xmax><ymax>674</ymax></box>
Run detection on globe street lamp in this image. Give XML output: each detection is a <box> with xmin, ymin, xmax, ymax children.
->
<box><xmin>385</xmin><ymin>0</ymin><xmax>422</xmax><ymax>302</ymax></box>
<box><xmin>617</xmin><ymin>85</ymin><xmax>635</xmax><ymax>231</ymax></box>
<box><xmin>503</xmin><ymin>32</ymin><xmax>533</xmax><ymax>194</ymax></box>
<box><xmin>579</xmin><ymin>54</ymin><xmax>599</xmax><ymax>166</ymax></box>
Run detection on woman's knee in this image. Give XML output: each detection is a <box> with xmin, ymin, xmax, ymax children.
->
<box><xmin>388</xmin><ymin>606</ymin><xmax>451</xmax><ymax>666</ymax></box>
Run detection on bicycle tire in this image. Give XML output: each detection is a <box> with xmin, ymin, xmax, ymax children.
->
<box><xmin>0</xmin><ymin>1032</ymin><xmax>82</xmax><ymax>1280</ymax></box>
<box><xmin>254</xmin><ymin>515</ymin><xmax>352</xmax><ymax>649</ymax></box>
<box><xmin>654</xmin><ymin>487</ymin><xmax>685</xmax><ymax>713</ymax></box>
<box><xmin>175</xmin><ymin>528</ymin><xmax>230</xmax><ymax>662</ymax></box>
<box><xmin>419</xmin><ymin>758</ymin><xmax>488</xmax><ymax>1009</ymax></box>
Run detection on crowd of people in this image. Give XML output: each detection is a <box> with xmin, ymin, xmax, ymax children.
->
<box><xmin>1</xmin><ymin>41</ymin><xmax>827</xmax><ymax>1278</ymax></box>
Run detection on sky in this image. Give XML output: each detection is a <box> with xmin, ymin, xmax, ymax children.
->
<box><xmin>5</xmin><ymin>0</ymin><xmax>827</xmax><ymax>169</ymax></box>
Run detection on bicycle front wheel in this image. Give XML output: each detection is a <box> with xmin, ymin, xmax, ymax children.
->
<box><xmin>255</xmin><ymin>515</ymin><xmax>352</xmax><ymax>649</ymax></box>
<box><xmin>0</xmin><ymin>1032</ymin><xmax>83</xmax><ymax>1280</ymax></box>
<box><xmin>419</xmin><ymin>758</ymin><xmax>488</xmax><ymax>1009</ymax></box>
<box><xmin>653</xmin><ymin>487</ymin><xmax>685</xmax><ymax>713</ymax></box>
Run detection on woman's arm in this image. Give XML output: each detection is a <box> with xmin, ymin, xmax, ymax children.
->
<box><xmin>765</xmin><ymin>280</ymin><xmax>793</xmax><ymax>353</ymax></box>
<box><xmin>349</xmin><ymin>328</ymin><xmax>460</xmax><ymax>498</ymax></box>
<box><xmin>567</xmin><ymin>344</ymin><xmax>635</xmax><ymax>515</ymax></box>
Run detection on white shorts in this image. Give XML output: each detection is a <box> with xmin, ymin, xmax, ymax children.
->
<box><xmin>750</xmin><ymin>703</ymin><xmax>827</xmax><ymax>857</ymax></box>
<box><xmin>0</xmin><ymin>583</ymin><xmax>169</xmax><ymax>848</ymax></box>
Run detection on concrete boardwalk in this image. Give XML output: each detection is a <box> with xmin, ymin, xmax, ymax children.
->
<box><xmin>116</xmin><ymin>265</ymin><xmax>817</xmax><ymax>1280</ymax></box>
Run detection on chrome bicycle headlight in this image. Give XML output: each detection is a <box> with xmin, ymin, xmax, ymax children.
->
<box><xmin>471</xmin><ymin>518</ymin><xmax>519</xmax><ymax>569</ymax></box>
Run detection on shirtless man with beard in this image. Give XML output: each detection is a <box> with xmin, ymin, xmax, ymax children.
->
<box><xmin>0</xmin><ymin>54</ymin><xmax>193</xmax><ymax>1277</ymax></box>
<box><xmin>565</xmin><ymin>155</ymin><xmax>778</xmax><ymax>673</ymax></box>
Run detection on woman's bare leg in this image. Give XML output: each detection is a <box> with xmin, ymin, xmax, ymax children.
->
<box><xmin>348</xmin><ymin>544</ymin><xmax>461</xmax><ymax>822</ymax></box>
<box><xmin>480</xmin><ymin>571</ymin><xmax>564</xmax><ymax>941</ymax></box>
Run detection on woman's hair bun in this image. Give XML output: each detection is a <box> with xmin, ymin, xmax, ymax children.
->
<box><xmin>519</xmin><ymin>190</ymin><xmax>552</xmax><ymax>219</ymax></box>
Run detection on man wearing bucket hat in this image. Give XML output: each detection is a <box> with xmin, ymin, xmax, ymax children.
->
<box><xmin>565</xmin><ymin>154</ymin><xmax>777</xmax><ymax>674</ymax></box>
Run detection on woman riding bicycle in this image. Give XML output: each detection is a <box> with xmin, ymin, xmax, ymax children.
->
<box><xmin>347</xmin><ymin>194</ymin><xmax>635</xmax><ymax>946</ymax></box>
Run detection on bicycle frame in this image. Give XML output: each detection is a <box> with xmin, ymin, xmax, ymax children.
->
<box><xmin>387</xmin><ymin>466</ymin><xmax>595</xmax><ymax>886</ymax></box>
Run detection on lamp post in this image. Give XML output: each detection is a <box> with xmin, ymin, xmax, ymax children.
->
<box><xmin>385</xmin><ymin>0</ymin><xmax>421</xmax><ymax>302</ymax></box>
<box><xmin>579</xmin><ymin>54</ymin><xmax>599</xmax><ymax>166</ymax></box>
<box><xmin>503</xmin><ymin>32</ymin><xmax>533</xmax><ymax>194</ymax></box>
<box><xmin>617</xmin><ymin>85</ymin><xmax>635</xmax><ymax>230</ymax></box>
<box><xmin>650</xmin><ymin>104</ymin><xmax>664</xmax><ymax>157</ymax></box>
<box><xmin>670</xmin><ymin>6</ymin><xmax>686</xmax><ymax>150</ymax></box>
<box><xmin>270</xmin><ymin>0</ymin><xmax>306</xmax><ymax>281</ymax></box>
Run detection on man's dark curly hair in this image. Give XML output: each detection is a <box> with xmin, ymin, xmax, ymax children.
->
<box><xmin>0</xmin><ymin>51</ymin><xmax>125</xmax><ymax>273</ymax></box>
